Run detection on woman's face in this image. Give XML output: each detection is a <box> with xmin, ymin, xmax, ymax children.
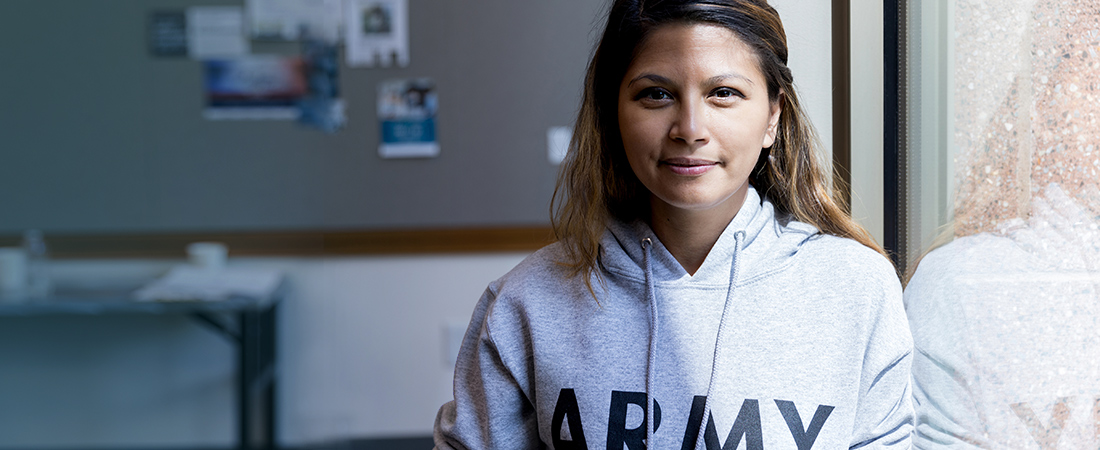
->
<box><xmin>618</xmin><ymin>23</ymin><xmax>780</xmax><ymax>218</ymax></box>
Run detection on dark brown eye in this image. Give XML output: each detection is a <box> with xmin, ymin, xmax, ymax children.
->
<box><xmin>713</xmin><ymin>87</ymin><xmax>743</xmax><ymax>98</ymax></box>
<box><xmin>636</xmin><ymin>87</ymin><xmax>672</xmax><ymax>101</ymax></box>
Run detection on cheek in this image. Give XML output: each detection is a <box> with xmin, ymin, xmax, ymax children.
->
<box><xmin>620</xmin><ymin>135</ymin><xmax>647</xmax><ymax>177</ymax></box>
<box><xmin>729</xmin><ymin>110</ymin><xmax>775</xmax><ymax>149</ymax></box>
<box><xmin>618</xmin><ymin>113</ymin><xmax>657</xmax><ymax>162</ymax></box>
<box><xmin>618</xmin><ymin>107</ymin><xmax>643</xmax><ymax>141</ymax></box>
<box><xmin>618</xmin><ymin>135</ymin><xmax>661</xmax><ymax>193</ymax></box>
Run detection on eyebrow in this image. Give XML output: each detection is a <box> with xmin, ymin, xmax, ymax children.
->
<box><xmin>706</xmin><ymin>73</ymin><xmax>754</xmax><ymax>86</ymax></box>
<box><xmin>627</xmin><ymin>73</ymin><xmax>756</xmax><ymax>88</ymax></box>
<box><xmin>627</xmin><ymin>74</ymin><xmax>672</xmax><ymax>87</ymax></box>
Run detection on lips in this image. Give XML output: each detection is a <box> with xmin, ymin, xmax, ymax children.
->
<box><xmin>660</xmin><ymin>157</ymin><xmax>719</xmax><ymax>176</ymax></box>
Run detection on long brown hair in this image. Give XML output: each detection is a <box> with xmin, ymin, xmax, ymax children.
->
<box><xmin>552</xmin><ymin>0</ymin><xmax>887</xmax><ymax>283</ymax></box>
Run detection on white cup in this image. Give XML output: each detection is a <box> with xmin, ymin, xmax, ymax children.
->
<box><xmin>0</xmin><ymin>247</ymin><xmax>28</xmax><ymax>294</ymax></box>
<box><xmin>187</xmin><ymin>242</ymin><xmax>228</xmax><ymax>270</ymax></box>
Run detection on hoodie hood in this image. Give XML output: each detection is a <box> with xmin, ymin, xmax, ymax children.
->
<box><xmin>599</xmin><ymin>186</ymin><xmax>819</xmax><ymax>286</ymax></box>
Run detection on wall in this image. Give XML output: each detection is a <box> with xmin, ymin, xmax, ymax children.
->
<box><xmin>774</xmin><ymin>0</ymin><xmax>834</xmax><ymax>165</ymax></box>
<box><xmin>849</xmin><ymin>0</ymin><xmax>886</xmax><ymax>244</ymax></box>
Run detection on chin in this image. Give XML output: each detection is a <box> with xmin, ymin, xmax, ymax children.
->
<box><xmin>657</xmin><ymin>195</ymin><xmax>736</xmax><ymax>212</ymax></box>
<box><xmin>656</xmin><ymin>187</ymin><xmax>749</xmax><ymax>213</ymax></box>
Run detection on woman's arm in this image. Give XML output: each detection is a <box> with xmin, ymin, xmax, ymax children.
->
<box><xmin>434</xmin><ymin>287</ymin><xmax>542</xmax><ymax>450</ymax></box>
<box><xmin>850</xmin><ymin>269</ymin><xmax>916</xmax><ymax>449</ymax></box>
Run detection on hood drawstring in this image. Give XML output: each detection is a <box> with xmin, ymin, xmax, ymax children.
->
<box><xmin>641</xmin><ymin>232</ymin><xmax>744</xmax><ymax>448</ymax></box>
<box><xmin>694</xmin><ymin>230</ymin><xmax>746</xmax><ymax>449</ymax></box>
<box><xmin>640</xmin><ymin>237</ymin><xmax>659</xmax><ymax>448</ymax></box>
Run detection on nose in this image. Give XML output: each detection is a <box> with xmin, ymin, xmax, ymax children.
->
<box><xmin>668</xmin><ymin>98</ymin><xmax>709</xmax><ymax>145</ymax></box>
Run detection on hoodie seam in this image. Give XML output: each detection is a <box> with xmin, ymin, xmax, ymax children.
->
<box><xmin>601</xmin><ymin>255</ymin><xmax>801</xmax><ymax>289</ymax></box>
<box><xmin>481</xmin><ymin>290</ymin><xmax>535</xmax><ymax>409</ymax></box>
<box><xmin>736</xmin><ymin>257</ymin><xmax>800</xmax><ymax>286</ymax></box>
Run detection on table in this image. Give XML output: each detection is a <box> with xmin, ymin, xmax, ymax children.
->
<box><xmin>0</xmin><ymin>282</ymin><xmax>282</xmax><ymax>450</ymax></box>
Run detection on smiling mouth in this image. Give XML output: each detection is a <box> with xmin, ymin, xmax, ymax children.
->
<box><xmin>660</xmin><ymin>158</ymin><xmax>719</xmax><ymax>175</ymax></box>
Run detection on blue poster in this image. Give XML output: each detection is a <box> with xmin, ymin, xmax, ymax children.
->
<box><xmin>377</xmin><ymin>78</ymin><xmax>438</xmax><ymax>158</ymax></box>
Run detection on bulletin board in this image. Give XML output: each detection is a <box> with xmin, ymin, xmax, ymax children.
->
<box><xmin>0</xmin><ymin>0</ymin><xmax>603</xmax><ymax>254</ymax></box>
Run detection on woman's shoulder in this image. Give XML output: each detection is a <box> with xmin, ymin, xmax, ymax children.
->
<box><xmin>493</xmin><ymin>242</ymin><xmax>571</xmax><ymax>287</ymax></box>
<box><xmin>764</xmin><ymin>230</ymin><xmax>903</xmax><ymax>316</ymax></box>
<box><xmin>479</xmin><ymin>242</ymin><xmax>600</xmax><ymax>340</ymax></box>
<box><xmin>486</xmin><ymin>241</ymin><xmax>592</xmax><ymax>305</ymax></box>
<box><xmin>795</xmin><ymin>232</ymin><xmax>898</xmax><ymax>282</ymax></box>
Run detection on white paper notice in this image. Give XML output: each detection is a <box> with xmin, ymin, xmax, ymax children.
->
<box><xmin>187</xmin><ymin>7</ymin><xmax>249</xmax><ymax>59</ymax></box>
<box><xmin>345</xmin><ymin>0</ymin><xmax>409</xmax><ymax>67</ymax></box>
<box><xmin>247</xmin><ymin>0</ymin><xmax>344</xmax><ymax>42</ymax></box>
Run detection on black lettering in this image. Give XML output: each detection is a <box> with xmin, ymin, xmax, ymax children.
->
<box><xmin>702</xmin><ymin>399</ymin><xmax>763</xmax><ymax>450</ymax></box>
<box><xmin>552</xmin><ymin>388</ymin><xmax>588</xmax><ymax>449</ymax></box>
<box><xmin>655</xmin><ymin>398</ymin><xmax>662</xmax><ymax>434</ymax></box>
<box><xmin>681</xmin><ymin>397</ymin><xmax>763</xmax><ymax>450</ymax></box>
<box><xmin>1011</xmin><ymin>398</ymin><xmax>1072</xmax><ymax>450</ymax></box>
<box><xmin>681</xmin><ymin>396</ymin><xmax>708</xmax><ymax>450</ymax></box>
<box><xmin>775</xmin><ymin>400</ymin><xmax>834</xmax><ymax>450</ymax></box>
<box><xmin>606</xmin><ymin>391</ymin><xmax>660</xmax><ymax>450</ymax></box>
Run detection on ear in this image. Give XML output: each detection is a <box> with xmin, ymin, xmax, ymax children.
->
<box><xmin>761</xmin><ymin>93</ymin><xmax>783</xmax><ymax>149</ymax></box>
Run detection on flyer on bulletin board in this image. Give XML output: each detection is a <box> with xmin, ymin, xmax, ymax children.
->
<box><xmin>202</xmin><ymin>56</ymin><xmax>307</xmax><ymax>120</ymax></box>
<box><xmin>377</xmin><ymin>78</ymin><xmax>438</xmax><ymax>158</ymax></box>
<box><xmin>187</xmin><ymin>6</ymin><xmax>250</xmax><ymax>59</ymax></box>
<box><xmin>345</xmin><ymin>0</ymin><xmax>409</xmax><ymax>67</ymax></box>
<box><xmin>246</xmin><ymin>0</ymin><xmax>343</xmax><ymax>42</ymax></box>
<box><xmin>297</xmin><ymin>37</ymin><xmax>345</xmax><ymax>133</ymax></box>
<box><xmin>148</xmin><ymin>10</ymin><xmax>188</xmax><ymax>57</ymax></box>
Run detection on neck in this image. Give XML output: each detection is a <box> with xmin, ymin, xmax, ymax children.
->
<box><xmin>648</xmin><ymin>189</ymin><xmax>749</xmax><ymax>275</ymax></box>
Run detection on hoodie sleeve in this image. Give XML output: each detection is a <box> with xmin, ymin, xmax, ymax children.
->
<box><xmin>434</xmin><ymin>286</ymin><xmax>542</xmax><ymax>449</ymax></box>
<box><xmin>849</xmin><ymin>266</ymin><xmax>915</xmax><ymax>449</ymax></box>
<box><xmin>904</xmin><ymin>251</ymin><xmax>990</xmax><ymax>449</ymax></box>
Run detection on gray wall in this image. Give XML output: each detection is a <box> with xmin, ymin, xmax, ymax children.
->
<box><xmin>0</xmin><ymin>0</ymin><xmax>602</xmax><ymax>234</ymax></box>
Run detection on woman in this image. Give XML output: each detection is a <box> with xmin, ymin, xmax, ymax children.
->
<box><xmin>435</xmin><ymin>1</ymin><xmax>913</xmax><ymax>448</ymax></box>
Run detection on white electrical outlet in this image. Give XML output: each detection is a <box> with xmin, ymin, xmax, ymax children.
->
<box><xmin>547</xmin><ymin>126</ymin><xmax>571</xmax><ymax>164</ymax></box>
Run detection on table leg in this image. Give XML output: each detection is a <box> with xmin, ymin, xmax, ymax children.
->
<box><xmin>193</xmin><ymin>305</ymin><xmax>276</xmax><ymax>450</ymax></box>
<box><xmin>239</xmin><ymin>310</ymin><xmax>252</xmax><ymax>450</ymax></box>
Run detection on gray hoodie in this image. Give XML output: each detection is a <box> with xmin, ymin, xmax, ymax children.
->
<box><xmin>435</xmin><ymin>187</ymin><xmax>914</xmax><ymax>449</ymax></box>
